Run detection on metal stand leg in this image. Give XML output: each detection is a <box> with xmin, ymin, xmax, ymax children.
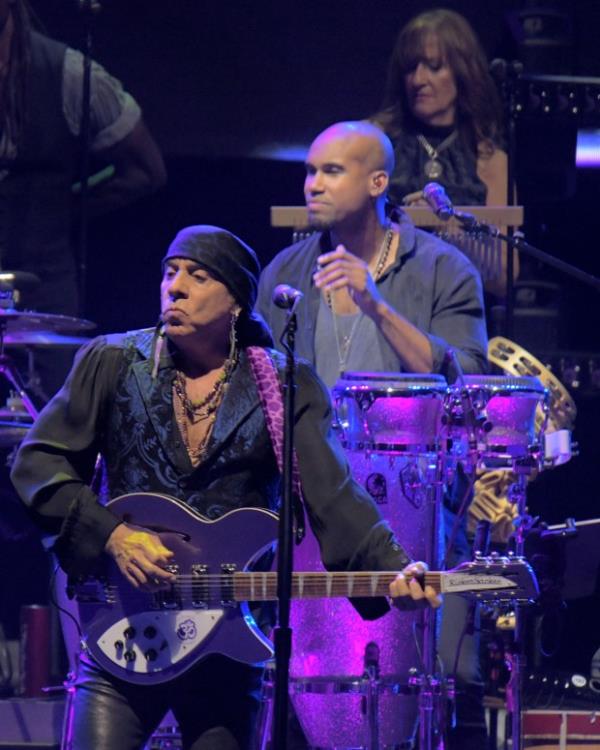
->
<box><xmin>59</xmin><ymin>667</ymin><xmax>77</xmax><ymax>750</ymax></box>
<box><xmin>411</xmin><ymin>458</ymin><xmax>450</xmax><ymax>750</ymax></box>
<box><xmin>254</xmin><ymin>672</ymin><xmax>274</xmax><ymax>750</ymax></box>
<box><xmin>505</xmin><ymin>470</ymin><xmax>534</xmax><ymax>750</ymax></box>
<box><xmin>0</xmin><ymin>355</ymin><xmax>39</xmax><ymax>419</ymax></box>
<box><xmin>363</xmin><ymin>664</ymin><xmax>380</xmax><ymax>750</ymax></box>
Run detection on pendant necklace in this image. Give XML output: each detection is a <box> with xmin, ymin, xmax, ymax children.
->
<box><xmin>417</xmin><ymin>131</ymin><xmax>458</xmax><ymax>180</ymax></box>
<box><xmin>328</xmin><ymin>224</ymin><xmax>394</xmax><ymax>372</ymax></box>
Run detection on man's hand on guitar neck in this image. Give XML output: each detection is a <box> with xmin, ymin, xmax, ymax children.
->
<box><xmin>105</xmin><ymin>523</ymin><xmax>176</xmax><ymax>591</ymax></box>
<box><xmin>389</xmin><ymin>561</ymin><xmax>442</xmax><ymax>610</ymax></box>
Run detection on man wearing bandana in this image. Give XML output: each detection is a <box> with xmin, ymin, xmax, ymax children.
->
<box><xmin>11</xmin><ymin>225</ymin><xmax>439</xmax><ymax>750</ymax></box>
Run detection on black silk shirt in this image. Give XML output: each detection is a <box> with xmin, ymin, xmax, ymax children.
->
<box><xmin>11</xmin><ymin>329</ymin><xmax>411</xmax><ymax>618</ymax></box>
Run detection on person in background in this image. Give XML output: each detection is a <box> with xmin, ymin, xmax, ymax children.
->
<box><xmin>0</xmin><ymin>0</ymin><xmax>166</xmax><ymax>396</ymax></box>
<box><xmin>257</xmin><ymin>120</ymin><xmax>489</xmax><ymax>750</ymax></box>
<box><xmin>372</xmin><ymin>8</ymin><xmax>506</xmax><ymax>208</ymax></box>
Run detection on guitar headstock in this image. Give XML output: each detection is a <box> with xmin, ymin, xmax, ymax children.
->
<box><xmin>442</xmin><ymin>554</ymin><xmax>539</xmax><ymax>603</ymax></box>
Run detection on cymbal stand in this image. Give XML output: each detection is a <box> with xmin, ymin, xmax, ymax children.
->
<box><xmin>0</xmin><ymin>323</ymin><xmax>39</xmax><ymax>420</ymax></box>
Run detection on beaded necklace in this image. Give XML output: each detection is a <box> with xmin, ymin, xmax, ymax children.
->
<box><xmin>172</xmin><ymin>352</ymin><xmax>238</xmax><ymax>464</ymax></box>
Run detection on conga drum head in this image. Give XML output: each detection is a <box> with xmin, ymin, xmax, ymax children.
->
<box><xmin>488</xmin><ymin>336</ymin><xmax>577</xmax><ymax>433</ymax></box>
<box><xmin>333</xmin><ymin>372</ymin><xmax>448</xmax><ymax>453</ymax></box>
<box><xmin>445</xmin><ymin>374</ymin><xmax>547</xmax><ymax>466</ymax></box>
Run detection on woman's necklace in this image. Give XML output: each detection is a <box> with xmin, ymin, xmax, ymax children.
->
<box><xmin>417</xmin><ymin>130</ymin><xmax>458</xmax><ymax>179</ymax></box>
<box><xmin>327</xmin><ymin>224</ymin><xmax>394</xmax><ymax>372</ymax></box>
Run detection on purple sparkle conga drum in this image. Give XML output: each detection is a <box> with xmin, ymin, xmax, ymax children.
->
<box><xmin>290</xmin><ymin>373</ymin><xmax>447</xmax><ymax>749</ymax></box>
<box><xmin>443</xmin><ymin>375</ymin><xmax>548</xmax><ymax>468</ymax></box>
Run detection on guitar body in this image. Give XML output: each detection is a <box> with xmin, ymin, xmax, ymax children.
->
<box><xmin>68</xmin><ymin>493</ymin><xmax>279</xmax><ymax>685</ymax></box>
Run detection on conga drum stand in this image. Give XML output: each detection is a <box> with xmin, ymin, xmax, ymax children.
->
<box><xmin>505</xmin><ymin>467</ymin><xmax>536</xmax><ymax>750</ymax></box>
<box><xmin>411</xmin><ymin>462</ymin><xmax>451</xmax><ymax>750</ymax></box>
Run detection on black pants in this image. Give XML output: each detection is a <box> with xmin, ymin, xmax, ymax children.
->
<box><xmin>440</xmin><ymin>504</ymin><xmax>488</xmax><ymax>750</ymax></box>
<box><xmin>69</xmin><ymin>654</ymin><xmax>263</xmax><ymax>750</ymax></box>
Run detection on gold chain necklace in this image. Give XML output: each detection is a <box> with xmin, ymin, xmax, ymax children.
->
<box><xmin>328</xmin><ymin>225</ymin><xmax>394</xmax><ymax>371</ymax></box>
<box><xmin>417</xmin><ymin>131</ymin><xmax>458</xmax><ymax>179</ymax></box>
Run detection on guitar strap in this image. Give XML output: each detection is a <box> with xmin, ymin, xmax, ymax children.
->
<box><xmin>246</xmin><ymin>346</ymin><xmax>305</xmax><ymax>542</ymax></box>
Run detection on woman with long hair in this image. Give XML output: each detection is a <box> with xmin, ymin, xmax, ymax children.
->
<box><xmin>373</xmin><ymin>8</ymin><xmax>507</xmax><ymax>207</ymax></box>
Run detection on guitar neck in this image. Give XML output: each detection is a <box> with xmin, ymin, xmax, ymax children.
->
<box><xmin>232</xmin><ymin>571</ymin><xmax>441</xmax><ymax>601</ymax></box>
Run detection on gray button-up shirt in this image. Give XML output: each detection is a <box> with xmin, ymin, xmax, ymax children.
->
<box><xmin>257</xmin><ymin>213</ymin><xmax>488</xmax><ymax>380</ymax></box>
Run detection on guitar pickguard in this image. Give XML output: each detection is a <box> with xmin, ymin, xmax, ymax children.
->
<box><xmin>96</xmin><ymin>609</ymin><xmax>224</xmax><ymax>675</ymax></box>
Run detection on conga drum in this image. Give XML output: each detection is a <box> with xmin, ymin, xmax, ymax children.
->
<box><xmin>290</xmin><ymin>373</ymin><xmax>448</xmax><ymax>749</ymax></box>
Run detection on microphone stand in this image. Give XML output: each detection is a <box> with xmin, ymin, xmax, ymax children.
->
<box><xmin>76</xmin><ymin>0</ymin><xmax>102</xmax><ymax>317</ymax></box>
<box><xmin>492</xmin><ymin>60</ymin><xmax>523</xmax><ymax>339</ymax></box>
<box><xmin>450</xmin><ymin>211</ymin><xmax>600</xmax><ymax>292</ymax></box>
<box><xmin>272</xmin><ymin>297</ymin><xmax>301</xmax><ymax>749</ymax></box>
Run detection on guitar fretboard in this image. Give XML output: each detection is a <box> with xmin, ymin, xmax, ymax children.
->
<box><xmin>231</xmin><ymin>571</ymin><xmax>442</xmax><ymax>601</ymax></box>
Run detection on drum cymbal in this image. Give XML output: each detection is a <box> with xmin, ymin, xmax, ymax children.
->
<box><xmin>0</xmin><ymin>271</ymin><xmax>40</xmax><ymax>291</ymax></box>
<box><xmin>0</xmin><ymin>310</ymin><xmax>96</xmax><ymax>335</ymax></box>
<box><xmin>3</xmin><ymin>332</ymin><xmax>92</xmax><ymax>347</ymax></box>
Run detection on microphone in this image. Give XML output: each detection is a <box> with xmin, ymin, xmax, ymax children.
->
<box><xmin>272</xmin><ymin>284</ymin><xmax>303</xmax><ymax>310</ymax></box>
<box><xmin>423</xmin><ymin>182</ymin><xmax>454</xmax><ymax>221</ymax></box>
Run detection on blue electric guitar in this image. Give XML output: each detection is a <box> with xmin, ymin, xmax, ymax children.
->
<box><xmin>59</xmin><ymin>492</ymin><xmax>538</xmax><ymax>685</ymax></box>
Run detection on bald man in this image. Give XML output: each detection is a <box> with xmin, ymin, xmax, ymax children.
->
<box><xmin>256</xmin><ymin>121</ymin><xmax>490</xmax><ymax>748</ymax></box>
<box><xmin>257</xmin><ymin>120</ymin><xmax>487</xmax><ymax>386</ymax></box>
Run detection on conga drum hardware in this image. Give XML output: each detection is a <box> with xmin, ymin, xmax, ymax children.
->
<box><xmin>444</xmin><ymin>375</ymin><xmax>549</xmax><ymax>471</ymax></box>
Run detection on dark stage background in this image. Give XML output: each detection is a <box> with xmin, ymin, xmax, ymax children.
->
<box><xmin>1</xmin><ymin>0</ymin><xmax>598</xmax><ymax>701</ymax></box>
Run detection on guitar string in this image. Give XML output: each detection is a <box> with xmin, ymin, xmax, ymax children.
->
<box><xmin>103</xmin><ymin>574</ymin><xmax>439</xmax><ymax>585</ymax></box>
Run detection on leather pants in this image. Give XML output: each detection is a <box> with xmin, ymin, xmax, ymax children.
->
<box><xmin>67</xmin><ymin>653</ymin><xmax>263</xmax><ymax>750</ymax></box>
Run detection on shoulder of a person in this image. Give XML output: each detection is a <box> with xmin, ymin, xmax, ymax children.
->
<box><xmin>266</xmin><ymin>348</ymin><xmax>326</xmax><ymax>391</ymax></box>
<box><xmin>412</xmin><ymin>227</ymin><xmax>478</xmax><ymax>275</ymax></box>
<box><xmin>476</xmin><ymin>144</ymin><xmax>507</xmax><ymax>174</ymax></box>
<box><xmin>263</xmin><ymin>233</ymin><xmax>321</xmax><ymax>274</ymax></box>
<box><xmin>264</xmin><ymin>347</ymin><xmax>311</xmax><ymax>374</ymax></box>
<box><xmin>86</xmin><ymin>328</ymin><xmax>155</xmax><ymax>364</ymax></box>
<box><xmin>30</xmin><ymin>29</ymin><xmax>66</xmax><ymax>53</ymax></box>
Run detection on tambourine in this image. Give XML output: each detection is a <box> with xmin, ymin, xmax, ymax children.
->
<box><xmin>468</xmin><ymin>337</ymin><xmax>577</xmax><ymax>543</ymax></box>
<box><xmin>488</xmin><ymin>336</ymin><xmax>577</xmax><ymax>433</ymax></box>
